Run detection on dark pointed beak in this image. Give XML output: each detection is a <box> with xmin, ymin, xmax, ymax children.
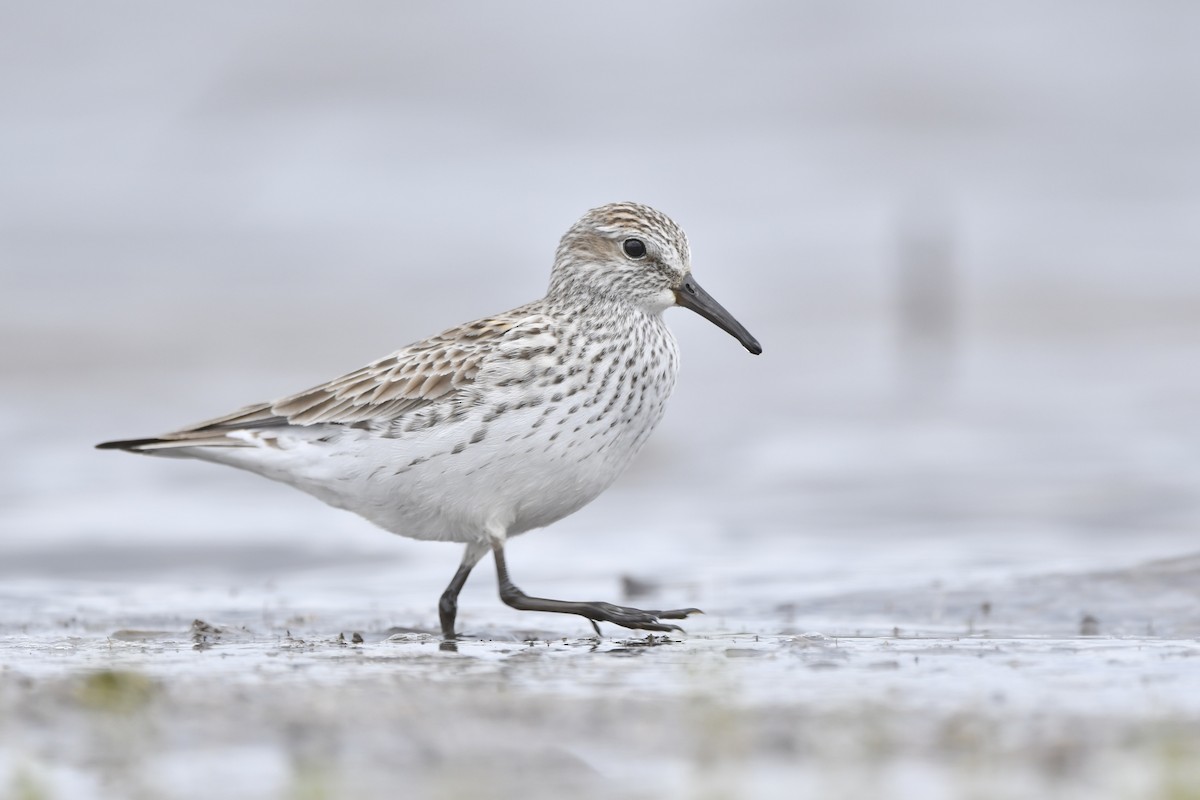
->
<box><xmin>674</xmin><ymin>275</ymin><xmax>762</xmax><ymax>355</ymax></box>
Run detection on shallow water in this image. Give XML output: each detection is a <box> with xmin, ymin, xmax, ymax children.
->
<box><xmin>2</xmin><ymin>542</ymin><xmax>1198</xmax><ymax>799</ymax></box>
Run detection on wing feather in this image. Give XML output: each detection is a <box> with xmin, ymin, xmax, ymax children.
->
<box><xmin>97</xmin><ymin>310</ymin><xmax>556</xmax><ymax>452</ymax></box>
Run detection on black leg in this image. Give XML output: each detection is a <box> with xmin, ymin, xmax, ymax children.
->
<box><xmin>439</xmin><ymin>544</ymin><xmax>485</xmax><ymax>642</ymax></box>
<box><xmin>492</xmin><ymin>543</ymin><xmax>701</xmax><ymax>634</ymax></box>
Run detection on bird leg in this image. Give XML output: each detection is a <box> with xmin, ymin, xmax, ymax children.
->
<box><xmin>438</xmin><ymin>543</ymin><xmax>486</xmax><ymax>642</ymax></box>
<box><xmin>491</xmin><ymin>543</ymin><xmax>701</xmax><ymax>635</ymax></box>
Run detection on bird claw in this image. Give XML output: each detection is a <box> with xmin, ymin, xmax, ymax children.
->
<box><xmin>584</xmin><ymin>602</ymin><xmax>702</xmax><ymax>633</ymax></box>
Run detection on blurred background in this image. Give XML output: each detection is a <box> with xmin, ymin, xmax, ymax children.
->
<box><xmin>3</xmin><ymin>1</ymin><xmax>1197</xmax><ymax>592</ymax></box>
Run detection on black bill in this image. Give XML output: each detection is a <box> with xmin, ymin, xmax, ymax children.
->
<box><xmin>674</xmin><ymin>275</ymin><xmax>762</xmax><ymax>355</ymax></box>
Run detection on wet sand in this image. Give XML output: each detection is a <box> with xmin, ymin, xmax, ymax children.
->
<box><xmin>3</xmin><ymin>548</ymin><xmax>1198</xmax><ymax>800</ymax></box>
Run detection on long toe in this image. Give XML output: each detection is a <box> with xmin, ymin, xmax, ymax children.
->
<box><xmin>608</xmin><ymin>616</ymin><xmax>684</xmax><ymax>634</ymax></box>
<box><xmin>584</xmin><ymin>602</ymin><xmax>688</xmax><ymax>633</ymax></box>
<box><xmin>633</xmin><ymin>621</ymin><xmax>685</xmax><ymax>633</ymax></box>
<box><xmin>650</xmin><ymin>607</ymin><xmax>703</xmax><ymax>620</ymax></box>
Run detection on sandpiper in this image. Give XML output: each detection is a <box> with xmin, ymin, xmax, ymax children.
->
<box><xmin>98</xmin><ymin>202</ymin><xmax>762</xmax><ymax>640</ymax></box>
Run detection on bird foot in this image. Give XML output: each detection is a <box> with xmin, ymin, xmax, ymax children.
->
<box><xmin>578</xmin><ymin>601</ymin><xmax>702</xmax><ymax>633</ymax></box>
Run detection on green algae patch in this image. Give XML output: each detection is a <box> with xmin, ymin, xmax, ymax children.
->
<box><xmin>74</xmin><ymin>670</ymin><xmax>157</xmax><ymax>713</ymax></box>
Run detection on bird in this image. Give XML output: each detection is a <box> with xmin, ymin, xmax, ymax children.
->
<box><xmin>97</xmin><ymin>202</ymin><xmax>762</xmax><ymax>642</ymax></box>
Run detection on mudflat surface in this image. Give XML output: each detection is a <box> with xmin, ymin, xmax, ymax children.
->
<box><xmin>2</xmin><ymin>545</ymin><xmax>1199</xmax><ymax>799</ymax></box>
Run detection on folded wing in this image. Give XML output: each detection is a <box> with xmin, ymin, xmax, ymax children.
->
<box><xmin>97</xmin><ymin>313</ymin><xmax>542</xmax><ymax>452</ymax></box>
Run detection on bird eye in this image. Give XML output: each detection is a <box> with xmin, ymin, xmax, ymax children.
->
<box><xmin>622</xmin><ymin>238</ymin><xmax>647</xmax><ymax>259</ymax></box>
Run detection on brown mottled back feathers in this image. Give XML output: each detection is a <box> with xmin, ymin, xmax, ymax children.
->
<box><xmin>150</xmin><ymin>313</ymin><xmax>538</xmax><ymax>443</ymax></box>
<box><xmin>271</xmin><ymin>315</ymin><xmax>520</xmax><ymax>426</ymax></box>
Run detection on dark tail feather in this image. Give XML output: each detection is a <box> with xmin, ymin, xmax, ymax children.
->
<box><xmin>96</xmin><ymin>401</ymin><xmax>284</xmax><ymax>454</ymax></box>
<box><xmin>96</xmin><ymin>434</ymin><xmax>247</xmax><ymax>452</ymax></box>
<box><xmin>96</xmin><ymin>437</ymin><xmax>167</xmax><ymax>451</ymax></box>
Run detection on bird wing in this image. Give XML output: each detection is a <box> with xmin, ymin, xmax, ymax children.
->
<box><xmin>98</xmin><ymin>310</ymin><xmax>556</xmax><ymax>451</ymax></box>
